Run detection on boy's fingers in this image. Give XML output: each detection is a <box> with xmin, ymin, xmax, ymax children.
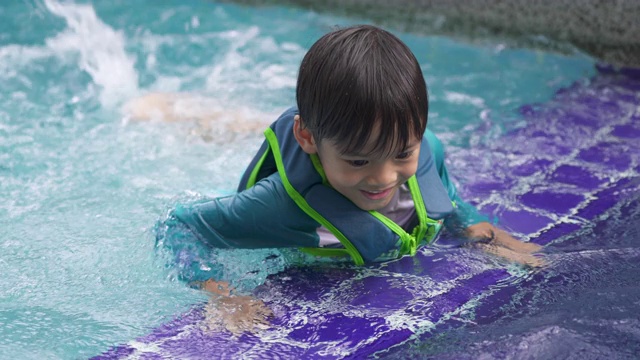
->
<box><xmin>473</xmin><ymin>243</ymin><xmax>547</xmax><ymax>268</ymax></box>
<box><xmin>209</xmin><ymin>295</ymin><xmax>274</xmax><ymax>336</ymax></box>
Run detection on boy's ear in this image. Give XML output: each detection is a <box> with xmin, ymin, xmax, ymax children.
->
<box><xmin>293</xmin><ymin>115</ymin><xmax>318</xmax><ymax>154</ymax></box>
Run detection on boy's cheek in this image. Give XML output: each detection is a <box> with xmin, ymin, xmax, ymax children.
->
<box><xmin>325</xmin><ymin>166</ymin><xmax>359</xmax><ymax>186</ymax></box>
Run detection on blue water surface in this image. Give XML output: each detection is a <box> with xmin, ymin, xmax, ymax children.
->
<box><xmin>0</xmin><ymin>0</ymin><xmax>608</xmax><ymax>358</ymax></box>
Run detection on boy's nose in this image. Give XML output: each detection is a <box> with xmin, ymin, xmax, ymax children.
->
<box><xmin>367</xmin><ymin>162</ymin><xmax>397</xmax><ymax>188</ymax></box>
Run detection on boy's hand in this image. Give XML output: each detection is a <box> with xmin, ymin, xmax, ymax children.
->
<box><xmin>472</xmin><ymin>242</ymin><xmax>545</xmax><ymax>268</ymax></box>
<box><xmin>200</xmin><ymin>279</ymin><xmax>233</xmax><ymax>296</ymax></box>
<box><xmin>204</xmin><ymin>294</ymin><xmax>273</xmax><ymax>336</ymax></box>
<box><xmin>199</xmin><ymin>279</ymin><xmax>274</xmax><ymax>336</ymax></box>
<box><xmin>465</xmin><ymin>222</ymin><xmax>545</xmax><ymax>267</ymax></box>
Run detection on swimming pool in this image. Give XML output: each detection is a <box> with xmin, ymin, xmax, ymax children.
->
<box><xmin>1</xmin><ymin>1</ymin><xmax>638</xmax><ymax>359</ymax></box>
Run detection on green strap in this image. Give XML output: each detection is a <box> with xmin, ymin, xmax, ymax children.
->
<box><xmin>264</xmin><ymin>128</ymin><xmax>365</xmax><ymax>265</ymax></box>
<box><xmin>310</xmin><ymin>153</ymin><xmax>328</xmax><ymax>185</ymax></box>
<box><xmin>246</xmin><ymin>143</ymin><xmax>271</xmax><ymax>189</ymax></box>
<box><xmin>369</xmin><ymin>175</ymin><xmax>417</xmax><ymax>256</ymax></box>
<box><xmin>300</xmin><ymin>247</ymin><xmax>351</xmax><ymax>258</ymax></box>
<box><xmin>369</xmin><ymin>175</ymin><xmax>443</xmax><ymax>256</ymax></box>
<box><xmin>408</xmin><ymin>176</ymin><xmax>428</xmax><ymax>247</ymax></box>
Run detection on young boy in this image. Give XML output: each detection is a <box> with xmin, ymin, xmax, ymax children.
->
<box><xmin>160</xmin><ymin>24</ymin><xmax>541</xmax><ymax>283</ymax></box>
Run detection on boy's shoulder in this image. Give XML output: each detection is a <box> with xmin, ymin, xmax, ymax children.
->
<box><xmin>423</xmin><ymin>128</ymin><xmax>445</xmax><ymax>166</ymax></box>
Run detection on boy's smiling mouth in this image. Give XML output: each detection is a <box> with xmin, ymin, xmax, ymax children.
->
<box><xmin>360</xmin><ymin>187</ymin><xmax>394</xmax><ymax>200</ymax></box>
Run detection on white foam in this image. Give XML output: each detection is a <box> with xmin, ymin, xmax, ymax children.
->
<box><xmin>444</xmin><ymin>91</ymin><xmax>486</xmax><ymax>108</ymax></box>
<box><xmin>204</xmin><ymin>26</ymin><xmax>260</xmax><ymax>92</ymax></box>
<box><xmin>0</xmin><ymin>44</ymin><xmax>50</xmax><ymax>78</ymax></box>
<box><xmin>44</xmin><ymin>0</ymin><xmax>139</xmax><ymax>108</ymax></box>
<box><xmin>260</xmin><ymin>64</ymin><xmax>297</xmax><ymax>89</ymax></box>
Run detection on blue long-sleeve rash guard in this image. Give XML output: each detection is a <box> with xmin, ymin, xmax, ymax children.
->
<box><xmin>162</xmin><ymin>130</ymin><xmax>487</xmax><ymax>252</ymax></box>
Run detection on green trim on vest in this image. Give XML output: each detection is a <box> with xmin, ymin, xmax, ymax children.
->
<box><xmin>264</xmin><ymin>128</ymin><xmax>365</xmax><ymax>265</ymax></box>
<box><xmin>299</xmin><ymin>247</ymin><xmax>352</xmax><ymax>258</ymax></box>
<box><xmin>310</xmin><ymin>154</ymin><xmax>328</xmax><ymax>185</ymax></box>
<box><xmin>368</xmin><ymin>208</ymin><xmax>414</xmax><ymax>256</ymax></box>
<box><xmin>246</xmin><ymin>143</ymin><xmax>271</xmax><ymax>190</ymax></box>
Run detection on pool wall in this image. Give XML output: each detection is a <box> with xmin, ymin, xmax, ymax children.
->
<box><xmin>226</xmin><ymin>0</ymin><xmax>640</xmax><ymax>69</ymax></box>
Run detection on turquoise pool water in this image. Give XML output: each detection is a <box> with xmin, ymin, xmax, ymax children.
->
<box><xmin>0</xmin><ymin>1</ymin><xmax>598</xmax><ymax>358</ymax></box>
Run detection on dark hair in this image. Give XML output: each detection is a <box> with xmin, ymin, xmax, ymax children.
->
<box><xmin>296</xmin><ymin>24</ymin><xmax>428</xmax><ymax>156</ymax></box>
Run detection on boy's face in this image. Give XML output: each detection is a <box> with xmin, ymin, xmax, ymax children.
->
<box><xmin>294</xmin><ymin>116</ymin><xmax>421</xmax><ymax>211</ymax></box>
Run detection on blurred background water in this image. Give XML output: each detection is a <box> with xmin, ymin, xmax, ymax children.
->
<box><xmin>3</xmin><ymin>0</ymin><xmax>633</xmax><ymax>359</ymax></box>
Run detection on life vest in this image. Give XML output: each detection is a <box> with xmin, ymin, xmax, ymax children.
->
<box><xmin>238</xmin><ymin>107</ymin><xmax>455</xmax><ymax>264</ymax></box>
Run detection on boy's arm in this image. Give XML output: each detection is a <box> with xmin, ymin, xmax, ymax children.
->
<box><xmin>159</xmin><ymin>173</ymin><xmax>317</xmax><ymax>335</ymax></box>
<box><xmin>424</xmin><ymin>130</ymin><xmax>488</xmax><ymax>229</ymax></box>
<box><xmin>464</xmin><ymin>223</ymin><xmax>543</xmax><ymax>267</ymax></box>
<box><xmin>426</xmin><ymin>131</ymin><xmax>542</xmax><ymax>265</ymax></box>
<box><xmin>167</xmin><ymin>172</ymin><xmax>321</xmax><ymax>249</ymax></box>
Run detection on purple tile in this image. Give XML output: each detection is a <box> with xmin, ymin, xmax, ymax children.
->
<box><xmin>506</xmin><ymin>134</ymin><xmax>573</xmax><ymax>157</ymax></box>
<box><xmin>511</xmin><ymin>159</ymin><xmax>552</xmax><ymax>176</ymax></box>
<box><xmin>577</xmin><ymin>142</ymin><xmax>632</xmax><ymax>171</ymax></box>
<box><xmin>533</xmin><ymin>222</ymin><xmax>582</xmax><ymax>246</ymax></box>
<box><xmin>407</xmin><ymin>269</ymin><xmax>509</xmax><ymax>321</ymax></box>
<box><xmin>495</xmin><ymin>208</ymin><xmax>554</xmax><ymax>234</ymax></box>
<box><xmin>383</xmin><ymin>250</ymin><xmax>473</xmax><ymax>282</ymax></box>
<box><xmin>611</xmin><ymin>124</ymin><xmax>640</xmax><ymax>139</ymax></box>
<box><xmin>595</xmin><ymin>63</ymin><xmax>640</xmax><ymax>79</ymax></box>
<box><xmin>467</xmin><ymin>180</ymin><xmax>514</xmax><ymax>197</ymax></box>
<box><xmin>349</xmin><ymin>276</ymin><xmax>414</xmax><ymax>308</ymax></box>
<box><xmin>343</xmin><ymin>328</ymin><xmax>414</xmax><ymax>358</ymax></box>
<box><xmin>288</xmin><ymin>313</ymin><xmax>383</xmax><ymax>342</ymax></box>
<box><xmin>519</xmin><ymin>191</ymin><xmax>584</xmax><ymax>214</ymax></box>
<box><xmin>579</xmin><ymin>177</ymin><xmax>640</xmax><ymax>220</ymax></box>
<box><xmin>549</xmin><ymin>164</ymin><xmax>604</xmax><ymax>188</ymax></box>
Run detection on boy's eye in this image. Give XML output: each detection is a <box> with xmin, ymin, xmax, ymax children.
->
<box><xmin>347</xmin><ymin>159</ymin><xmax>369</xmax><ymax>167</ymax></box>
<box><xmin>396</xmin><ymin>151</ymin><xmax>413</xmax><ymax>160</ymax></box>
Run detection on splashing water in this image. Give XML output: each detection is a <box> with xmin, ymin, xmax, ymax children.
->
<box><xmin>43</xmin><ymin>0</ymin><xmax>139</xmax><ymax>107</ymax></box>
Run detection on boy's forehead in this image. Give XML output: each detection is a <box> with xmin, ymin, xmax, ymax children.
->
<box><xmin>334</xmin><ymin>125</ymin><xmax>421</xmax><ymax>157</ymax></box>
